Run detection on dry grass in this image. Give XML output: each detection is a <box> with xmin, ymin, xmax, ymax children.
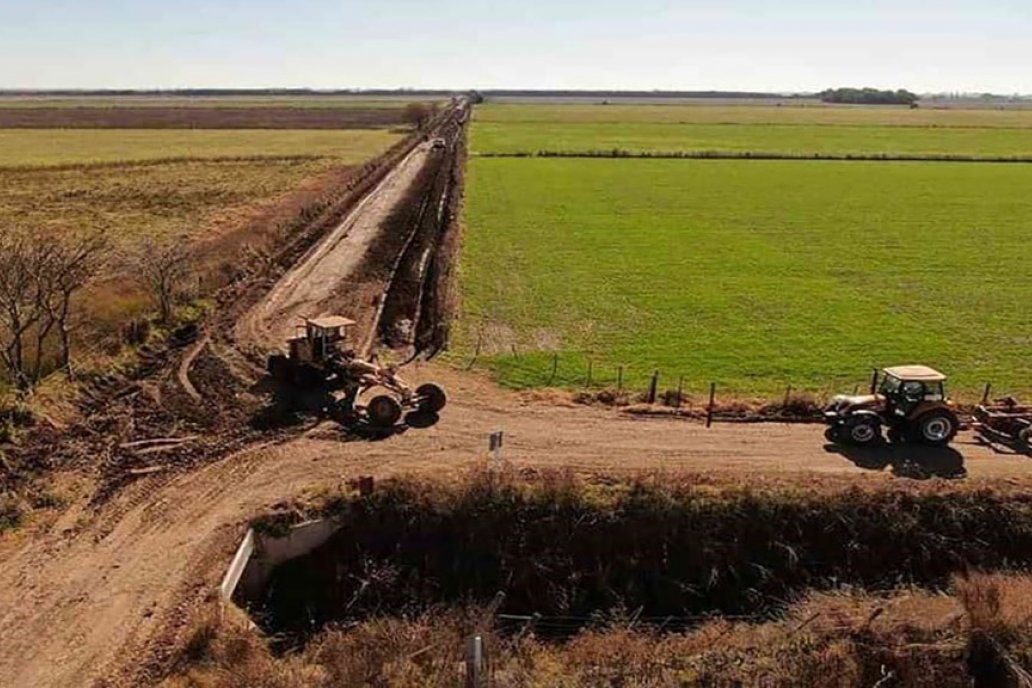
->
<box><xmin>164</xmin><ymin>574</ymin><xmax>1032</xmax><ymax>687</ymax></box>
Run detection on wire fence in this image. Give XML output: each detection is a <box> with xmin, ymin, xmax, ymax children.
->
<box><xmin>461</xmin><ymin>344</ymin><xmax>1008</xmax><ymax>418</ymax></box>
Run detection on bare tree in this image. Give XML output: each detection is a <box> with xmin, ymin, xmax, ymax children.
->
<box><xmin>403</xmin><ymin>102</ymin><xmax>438</xmax><ymax>130</ymax></box>
<box><xmin>36</xmin><ymin>229</ymin><xmax>110</xmax><ymax>380</ymax></box>
<box><xmin>137</xmin><ymin>236</ymin><xmax>193</xmax><ymax>325</ymax></box>
<box><xmin>0</xmin><ymin>227</ymin><xmax>111</xmax><ymax>390</ymax></box>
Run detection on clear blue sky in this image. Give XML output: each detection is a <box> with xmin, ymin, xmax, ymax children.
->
<box><xmin>1</xmin><ymin>0</ymin><xmax>1028</xmax><ymax>93</ymax></box>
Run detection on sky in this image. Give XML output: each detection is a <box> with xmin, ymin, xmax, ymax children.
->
<box><xmin>1</xmin><ymin>0</ymin><xmax>1029</xmax><ymax>93</ymax></box>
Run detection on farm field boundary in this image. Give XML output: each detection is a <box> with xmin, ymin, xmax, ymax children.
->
<box><xmin>478</xmin><ymin>149</ymin><xmax>1032</xmax><ymax>163</ymax></box>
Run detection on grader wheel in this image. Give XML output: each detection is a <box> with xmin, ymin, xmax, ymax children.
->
<box><xmin>367</xmin><ymin>395</ymin><xmax>403</xmax><ymax>427</ymax></box>
<box><xmin>416</xmin><ymin>383</ymin><xmax>448</xmax><ymax>413</ymax></box>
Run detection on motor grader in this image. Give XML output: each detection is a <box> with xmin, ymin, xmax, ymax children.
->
<box><xmin>266</xmin><ymin>316</ymin><xmax>447</xmax><ymax>427</ymax></box>
<box><xmin>823</xmin><ymin>365</ymin><xmax>960</xmax><ymax>447</ymax></box>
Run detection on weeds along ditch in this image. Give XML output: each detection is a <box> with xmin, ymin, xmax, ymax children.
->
<box><xmin>247</xmin><ymin>471</ymin><xmax>1032</xmax><ymax>649</ymax></box>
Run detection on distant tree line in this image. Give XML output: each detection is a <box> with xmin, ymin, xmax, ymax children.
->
<box><xmin>819</xmin><ymin>87</ymin><xmax>919</xmax><ymax>105</ymax></box>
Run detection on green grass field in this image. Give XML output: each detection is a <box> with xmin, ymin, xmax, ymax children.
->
<box><xmin>473</xmin><ymin>103</ymin><xmax>1032</xmax><ymax>158</ymax></box>
<box><xmin>472</xmin><ymin>121</ymin><xmax>1032</xmax><ymax>158</ymax></box>
<box><xmin>476</xmin><ymin>103</ymin><xmax>1032</xmax><ymax>127</ymax></box>
<box><xmin>0</xmin><ymin>128</ymin><xmax>402</xmax><ymax>167</ymax></box>
<box><xmin>457</xmin><ymin>157</ymin><xmax>1032</xmax><ymax>397</ymax></box>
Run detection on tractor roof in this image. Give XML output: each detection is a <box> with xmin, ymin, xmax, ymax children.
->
<box><xmin>306</xmin><ymin>315</ymin><xmax>356</xmax><ymax>329</ymax></box>
<box><xmin>883</xmin><ymin>365</ymin><xmax>947</xmax><ymax>382</ymax></box>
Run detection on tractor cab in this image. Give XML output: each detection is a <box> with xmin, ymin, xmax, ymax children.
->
<box><xmin>287</xmin><ymin>316</ymin><xmax>356</xmax><ymax>365</ymax></box>
<box><xmin>877</xmin><ymin>366</ymin><xmax>948</xmax><ymax>417</ymax></box>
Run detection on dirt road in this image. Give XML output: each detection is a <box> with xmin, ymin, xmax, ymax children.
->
<box><xmin>235</xmin><ymin>142</ymin><xmax>433</xmax><ymax>351</ymax></box>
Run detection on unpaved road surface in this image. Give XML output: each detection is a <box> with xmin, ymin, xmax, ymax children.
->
<box><xmin>236</xmin><ymin>142</ymin><xmax>432</xmax><ymax>351</ymax></box>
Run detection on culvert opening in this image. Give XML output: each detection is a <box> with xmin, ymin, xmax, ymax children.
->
<box><xmin>234</xmin><ymin>474</ymin><xmax>1032</xmax><ymax>651</ymax></box>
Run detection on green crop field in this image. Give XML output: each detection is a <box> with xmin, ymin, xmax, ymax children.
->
<box><xmin>457</xmin><ymin>157</ymin><xmax>1032</xmax><ymax>397</ymax></box>
<box><xmin>472</xmin><ymin>121</ymin><xmax>1032</xmax><ymax>158</ymax></box>
<box><xmin>476</xmin><ymin>103</ymin><xmax>1032</xmax><ymax>127</ymax></box>
<box><xmin>472</xmin><ymin>103</ymin><xmax>1032</xmax><ymax>158</ymax></box>
<box><xmin>0</xmin><ymin>128</ymin><xmax>402</xmax><ymax>167</ymax></box>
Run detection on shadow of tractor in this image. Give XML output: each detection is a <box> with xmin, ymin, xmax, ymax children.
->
<box><xmin>824</xmin><ymin>442</ymin><xmax>968</xmax><ymax>480</ymax></box>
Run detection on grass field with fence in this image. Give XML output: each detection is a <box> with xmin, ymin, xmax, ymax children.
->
<box><xmin>456</xmin><ymin>156</ymin><xmax>1032</xmax><ymax>398</ymax></box>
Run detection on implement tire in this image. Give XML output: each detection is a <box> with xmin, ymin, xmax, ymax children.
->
<box><xmin>1018</xmin><ymin>426</ymin><xmax>1032</xmax><ymax>449</ymax></box>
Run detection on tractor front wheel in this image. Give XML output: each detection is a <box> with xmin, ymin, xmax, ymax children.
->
<box><xmin>844</xmin><ymin>417</ymin><xmax>882</xmax><ymax>446</ymax></box>
<box><xmin>824</xmin><ymin>426</ymin><xmax>840</xmax><ymax>443</ymax></box>
<box><xmin>367</xmin><ymin>395</ymin><xmax>403</xmax><ymax>427</ymax></box>
<box><xmin>913</xmin><ymin>410</ymin><xmax>959</xmax><ymax>446</ymax></box>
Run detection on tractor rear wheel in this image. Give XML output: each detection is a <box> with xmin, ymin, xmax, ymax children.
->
<box><xmin>416</xmin><ymin>383</ymin><xmax>447</xmax><ymax>413</ymax></box>
<box><xmin>844</xmin><ymin>416</ymin><xmax>882</xmax><ymax>446</ymax></box>
<box><xmin>913</xmin><ymin>410</ymin><xmax>959</xmax><ymax>446</ymax></box>
<box><xmin>367</xmin><ymin>395</ymin><xmax>402</xmax><ymax>427</ymax></box>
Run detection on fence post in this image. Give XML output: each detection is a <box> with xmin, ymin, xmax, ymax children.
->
<box><xmin>706</xmin><ymin>382</ymin><xmax>717</xmax><ymax>428</ymax></box>
<box><xmin>548</xmin><ymin>352</ymin><xmax>558</xmax><ymax>385</ymax></box>
<box><xmin>647</xmin><ymin>370</ymin><xmax>659</xmax><ymax>404</ymax></box>
<box><xmin>466</xmin><ymin>635</ymin><xmax>485</xmax><ymax>688</ymax></box>
<box><xmin>982</xmin><ymin>382</ymin><xmax>993</xmax><ymax>405</ymax></box>
<box><xmin>783</xmin><ymin>385</ymin><xmax>792</xmax><ymax>408</ymax></box>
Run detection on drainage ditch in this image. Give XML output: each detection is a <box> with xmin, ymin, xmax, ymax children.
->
<box><xmin>227</xmin><ymin>477</ymin><xmax>1032</xmax><ymax>650</ymax></box>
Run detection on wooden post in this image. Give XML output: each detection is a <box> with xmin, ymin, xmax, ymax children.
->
<box><xmin>548</xmin><ymin>352</ymin><xmax>558</xmax><ymax>385</ymax></box>
<box><xmin>783</xmin><ymin>385</ymin><xmax>792</xmax><ymax>408</ymax></box>
<box><xmin>706</xmin><ymin>382</ymin><xmax>716</xmax><ymax>428</ymax></box>
<box><xmin>617</xmin><ymin>366</ymin><xmax>624</xmax><ymax>391</ymax></box>
<box><xmin>982</xmin><ymin>383</ymin><xmax>993</xmax><ymax>405</ymax></box>
<box><xmin>676</xmin><ymin>376</ymin><xmax>684</xmax><ymax>408</ymax></box>
<box><xmin>647</xmin><ymin>370</ymin><xmax>659</xmax><ymax>404</ymax></box>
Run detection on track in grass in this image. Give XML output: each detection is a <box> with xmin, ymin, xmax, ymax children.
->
<box><xmin>456</xmin><ymin>157</ymin><xmax>1032</xmax><ymax>397</ymax></box>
